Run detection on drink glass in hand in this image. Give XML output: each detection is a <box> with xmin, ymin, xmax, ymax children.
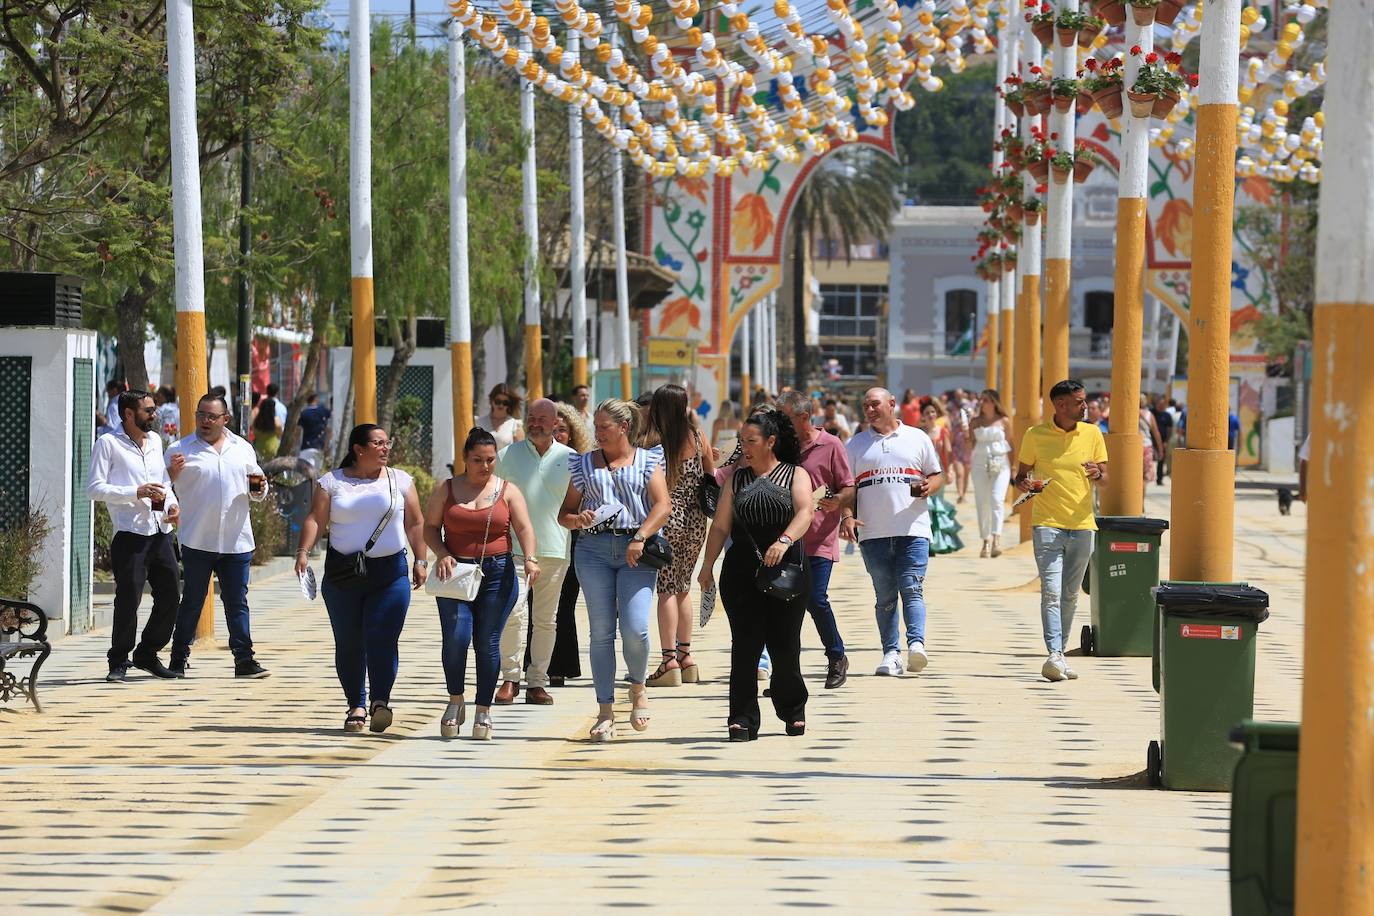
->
<box><xmin>908</xmin><ymin>471</ymin><xmax>927</xmax><ymax>498</ymax></box>
<box><xmin>248</xmin><ymin>472</ymin><xmax>266</xmax><ymax>498</ymax></box>
<box><xmin>149</xmin><ymin>485</ymin><xmax>166</xmax><ymax>512</ymax></box>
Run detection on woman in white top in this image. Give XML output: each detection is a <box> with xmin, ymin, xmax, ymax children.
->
<box><xmin>968</xmin><ymin>389</ymin><xmax>1014</xmax><ymax>558</ymax></box>
<box><xmin>296</xmin><ymin>424</ymin><xmax>429</xmax><ymax>734</ymax></box>
<box><xmin>476</xmin><ymin>383</ymin><xmax>525</xmax><ymax>450</ymax></box>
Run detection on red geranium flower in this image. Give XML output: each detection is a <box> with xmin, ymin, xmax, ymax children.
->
<box><xmin>1130</xmin><ymin>44</ymin><xmax>1142</xmax><ymax>55</ymax></box>
<box><xmin>1085</xmin><ymin>58</ymin><xmax>1099</xmax><ymax>71</ymax></box>
<box><xmin>1188</xmin><ymin>73</ymin><xmax>1199</xmax><ymax>87</ymax></box>
<box><xmin>1050</xmin><ymin>132</ymin><xmax>1059</xmax><ymax>140</ymax></box>
<box><xmin>1035</xmin><ymin>183</ymin><xmax>1047</xmax><ymax>194</ymax></box>
<box><xmin>1145</xmin><ymin>51</ymin><xmax>1159</xmax><ymax>64</ymax></box>
<box><xmin>1030</xmin><ymin>65</ymin><xmax>1041</xmax><ymax>74</ymax></box>
<box><xmin>1165</xmin><ymin>51</ymin><xmax>1182</xmax><ymax>66</ymax></box>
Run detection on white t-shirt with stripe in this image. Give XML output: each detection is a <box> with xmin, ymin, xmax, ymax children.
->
<box><xmin>845</xmin><ymin>423</ymin><xmax>943</xmax><ymax>542</ymax></box>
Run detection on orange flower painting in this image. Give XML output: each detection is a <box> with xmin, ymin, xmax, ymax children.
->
<box><xmin>731</xmin><ymin>193</ymin><xmax>775</xmax><ymax>251</ymax></box>
<box><xmin>1156</xmin><ymin>198</ymin><xmax>1193</xmax><ymax>258</ymax></box>
<box><xmin>677</xmin><ymin>175</ymin><xmax>710</xmax><ymax>203</ymax></box>
<box><xmin>1239</xmin><ymin>176</ymin><xmax>1273</xmax><ymax>206</ymax></box>
<box><xmin>658</xmin><ymin>295</ymin><xmax>702</xmax><ymax>337</ymax></box>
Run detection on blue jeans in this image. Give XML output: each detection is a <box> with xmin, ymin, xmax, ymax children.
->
<box><xmin>574</xmin><ymin>531</ymin><xmax>658</xmax><ymax>704</ymax></box>
<box><xmin>1032</xmin><ymin>527</ymin><xmax>1095</xmax><ymax>653</ymax></box>
<box><xmin>806</xmin><ymin>556</ymin><xmax>846</xmax><ymax>659</ymax></box>
<box><xmin>320</xmin><ymin>550</ymin><xmax>411</xmax><ymax>709</ymax></box>
<box><xmin>859</xmin><ymin>536</ymin><xmax>929</xmax><ymax>654</ymax></box>
<box><xmin>172</xmin><ymin>547</ymin><xmax>254</xmax><ymax>663</ymax></box>
<box><xmin>436</xmin><ymin>554</ymin><xmax>518</xmax><ymax>707</ymax></box>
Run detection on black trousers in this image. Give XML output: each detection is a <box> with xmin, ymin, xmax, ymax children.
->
<box><xmin>109</xmin><ymin>530</ymin><xmax>181</xmax><ymax>666</ymax></box>
<box><xmin>720</xmin><ymin>545</ymin><xmax>808</xmax><ymax>734</ymax></box>
<box><xmin>536</xmin><ymin>532</ymin><xmax>583</xmax><ymax>679</ymax></box>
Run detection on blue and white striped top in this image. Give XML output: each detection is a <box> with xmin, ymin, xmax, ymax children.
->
<box><xmin>570</xmin><ymin>446</ymin><xmax>664</xmax><ymax>529</ymax></box>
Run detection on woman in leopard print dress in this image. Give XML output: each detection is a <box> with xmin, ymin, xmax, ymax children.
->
<box><xmin>639</xmin><ymin>384</ymin><xmax>715</xmax><ymax>686</ymax></box>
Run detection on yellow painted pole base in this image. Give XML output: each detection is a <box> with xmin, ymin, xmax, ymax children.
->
<box><xmin>1167</xmin><ymin>448</ymin><xmax>1234</xmax><ymax>581</ymax></box>
<box><xmin>194</xmin><ymin>591</ymin><xmax>216</xmax><ymax>642</ymax></box>
<box><xmin>984</xmin><ymin>315</ymin><xmax>999</xmax><ymax>393</ymax></box>
<box><xmin>572</xmin><ymin>356</ymin><xmax>588</xmax><ymax>389</ymax></box>
<box><xmin>351</xmin><ymin>277</ymin><xmax>377</xmax><ymax>425</ymax></box>
<box><xmin>524</xmin><ymin>324</ymin><xmax>544</xmax><ymax>401</ymax></box>
<box><xmin>739</xmin><ymin>373</ymin><xmax>751</xmax><ymax>408</ymax></box>
<box><xmin>1042</xmin><ymin>258</ymin><xmax>1070</xmax><ymax>411</ymax></box>
<box><xmin>620</xmin><ymin>363</ymin><xmax>633</xmax><ymax>401</ymax></box>
<box><xmin>999</xmin><ymin>309</ymin><xmax>1015</xmax><ymax>414</ymax></box>
<box><xmin>451</xmin><ymin>341</ymin><xmax>472</xmax><ymax>472</ymax></box>
<box><xmin>173</xmin><ymin>310</ymin><xmax>212</xmax><ymax>639</ymax></box>
<box><xmin>1102</xmin><ymin>431</ymin><xmax>1144</xmax><ymax>517</ymax></box>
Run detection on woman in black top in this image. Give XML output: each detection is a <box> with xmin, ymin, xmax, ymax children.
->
<box><xmin>699</xmin><ymin>407</ymin><xmax>814</xmax><ymax>741</ymax></box>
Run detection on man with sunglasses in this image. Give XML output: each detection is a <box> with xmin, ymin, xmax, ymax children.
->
<box><xmin>164</xmin><ymin>393</ymin><xmax>271</xmax><ymax>678</ymax></box>
<box><xmin>87</xmin><ymin>390</ymin><xmax>182</xmax><ymax>682</ymax></box>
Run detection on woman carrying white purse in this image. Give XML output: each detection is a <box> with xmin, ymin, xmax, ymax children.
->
<box><xmin>423</xmin><ymin>428</ymin><xmax>539</xmax><ymax>740</ymax></box>
<box><xmin>969</xmin><ymin>389</ymin><xmax>1014</xmax><ymax>558</ymax></box>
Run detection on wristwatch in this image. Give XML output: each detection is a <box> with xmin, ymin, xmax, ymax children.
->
<box><xmin>415</xmin><ymin>559</ymin><xmax>428</xmax><ymax>568</ymax></box>
<box><xmin>777</xmin><ymin>534</ymin><xmax>794</xmax><ymax>545</ymax></box>
<box><xmin>630</xmin><ymin>532</ymin><xmax>646</xmax><ymax>543</ymax></box>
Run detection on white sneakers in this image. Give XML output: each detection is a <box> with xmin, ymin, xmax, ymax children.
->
<box><xmin>875</xmin><ymin>650</ymin><xmax>906</xmax><ymax>676</ymax></box>
<box><xmin>1041</xmin><ymin>651</ymin><xmax>1079</xmax><ymax>682</ymax></box>
<box><xmin>907</xmin><ymin>642</ymin><xmax>929</xmax><ymax>673</ymax></box>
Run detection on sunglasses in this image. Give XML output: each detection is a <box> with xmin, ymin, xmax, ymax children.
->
<box><xmin>492</xmin><ymin>399</ymin><xmax>512</xmax><ymax>408</ymax></box>
<box><xmin>195</xmin><ymin>411</ymin><xmax>227</xmax><ymax>421</ymax></box>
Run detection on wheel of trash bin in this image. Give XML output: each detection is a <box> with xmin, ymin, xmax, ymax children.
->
<box><xmin>1080</xmin><ymin>625</ymin><xmax>1094</xmax><ymax>657</ymax></box>
<box><xmin>1147</xmin><ymin>740</ymin><xmax>1163</xmax><ymax>787</ymax></box>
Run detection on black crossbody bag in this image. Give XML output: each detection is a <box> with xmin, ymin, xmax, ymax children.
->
<box><xmin>324</xmin><ymin>469</ymin><xmax>397</xmax><ymax>589</ymax></box>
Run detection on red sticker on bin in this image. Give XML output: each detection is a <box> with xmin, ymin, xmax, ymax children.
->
<box><xmin>1180</xmin><ymin>624</ymin><xmax>1223</xmax><ymax>639</ymax></box>
<box><xmin>1109</xmin><ymin>542</ymin><xmax>1151</xmax><ymax>553</ymax></box>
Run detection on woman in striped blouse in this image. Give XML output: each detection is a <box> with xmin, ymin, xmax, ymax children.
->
<box><xmin>558</xmin><ymin>398</ymin><xmax>672</xmax><ymax>742</ymax></box>
<box><xmin>698</xmin><ymin>407</ymin><xmax>814</xmax><ymax>741</ymax></box>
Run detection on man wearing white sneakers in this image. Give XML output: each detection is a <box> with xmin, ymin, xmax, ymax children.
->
<box><xmin>1013</xmin><ymin>379</ymin><xmax>1109</xmax><ymax>682</ymax></box>
<box><xmin>841</xmin><ymin>387</ymin><xmax>944</xmax><ymax>677</ymax></box>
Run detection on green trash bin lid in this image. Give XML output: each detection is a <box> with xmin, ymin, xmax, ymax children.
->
<box><xmin>1229</xmin><ymin>719</ymin><xmax>1300</xmax><ymax>751</ymax></box>
<box><xmin>1155</xmin><ymin>583</ymin><xmax>1270</xmax><ymax>623</ymax></box>
<box><xmin>1095</xmin><ymin>516</ymin><xmax>1170</xmax><ymax>534</ymax></box>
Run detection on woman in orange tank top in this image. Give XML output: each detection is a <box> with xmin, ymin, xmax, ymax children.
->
<box><xmin>423</xmin><ymin>428</ymin><xmax>538</xmax><ymax>740</ymax></box>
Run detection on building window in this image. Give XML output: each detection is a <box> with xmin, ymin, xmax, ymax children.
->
<box><xmin>818</xmin><ymin>283</ymin><xmax>885</xmax><ymax>378</ymax></box>
<box><xmin>944</xmin><ymin>289</ymin><xmax>978</xmax><ymax>354</ymax></box>
<box><xmin>1085</xmin><ymin>291</ymin><xmax>1113</xmax><ymax>357</ymax></box>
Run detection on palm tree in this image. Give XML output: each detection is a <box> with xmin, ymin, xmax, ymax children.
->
<box><xmin>786</xmin><ymin>145</ymin><xmax>901</xmax><ymax>387</ymax></box>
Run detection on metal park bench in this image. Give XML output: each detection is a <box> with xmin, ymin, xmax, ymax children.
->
<box><xmin>0</xmin><ymin>599</ymin><xmax>51</xmax><ymax>712</ymax></box>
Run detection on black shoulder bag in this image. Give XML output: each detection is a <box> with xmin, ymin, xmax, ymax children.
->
<box><xmin>324</xmin><ymin>468</ymin><xmax>397</xmax><ymax>589</ymax></box>
<box><xmin>696</xmin><ymin>430</ymin><xmax>721</xmax><ymax>517</ymax></box>
<box><xmin>737</xmin><ymin>470</ymin><xmax>806</xmax><ymax>601</ymax></box>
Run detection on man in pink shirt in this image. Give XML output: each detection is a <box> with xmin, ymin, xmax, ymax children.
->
<box><xmin>778</xmin><ymin>391</ymin><xmax>855</xmax><ymax>688</ymax></box>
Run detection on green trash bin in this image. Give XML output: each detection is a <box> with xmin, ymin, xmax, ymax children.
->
<box><xmin>1146</xmin><ymin>582</ymin><xmax>1270</xmax><ymax>791</ymax></box>
<box><xmin>1080</xmin><ymin>516</ymin><xmax>1170</xmax><ymax>656</ymax></box>
<box><xmin>1229</xmin><ymin>720</ymin><xmax>1298</xmax><ymax>916</ymax></box>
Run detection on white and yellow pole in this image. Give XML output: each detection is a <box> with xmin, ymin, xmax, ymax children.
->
<box><xmin>610</xmin><ymin>28</ymin><xmax>633</xmax><ymax>400</ymax></box>
<box><xmin>167</xmin><ymin>0</ymin><xmax>214</xmax><ymax>642</ymax></box>
<box><xmin>349</xmin><ymin>0</ymin><xmax>377</xmax><ymax>424</ymax></box>
<box><xmin>448</xmin><ymin>21</ymin><xmax>473</xmax><ymax>456</ymax></box>
<box><xmin>739</xmin><ymin>308</ymin><xmax>752</xmax><ymax>408</ymax></box>
<box><xmin>520</xmin><ymin>33</ymin><xmax>544</xmax><ymax>401</ymax></box>
<box><xmin>1295</xmin><ymin>2</ymin><xmax>1373</xmax><ymax>909</ymax></box>
<box><xmin>1101</xmin><ymin>9</ymin><xmax>1152</xmax><ymax>516</ymax></box>
<box><xmin>1014</xmin><ymin>24</ymin><xmax>1043</xmax><ymax>542</ymax></box>
<box><xmin>1169</xmin><ymin>0</ymin><xmax>1239</xmax><ymax>581</ymax></box>
<box><xmin>999</xmin><ymin>0</ymin><xmax>1020</xmax><ymax>409</ymax></box>
<box><xmin>1041</xmin><ymin>0</ymin><xmax>1075</xmax><ymax>411</ymax></box>
<box><xmin>985</xmin><ymin>3</ymin><xmax>1009</xmax><ymax>393</ymax></box>
<box><xmin>567</xmin><ymin>32</ymin><xmax>588</xmax><ymax>389</ymax></box>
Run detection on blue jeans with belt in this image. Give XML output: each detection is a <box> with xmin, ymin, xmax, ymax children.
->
<box><xmin>320</xmin><ymin>549</ymin><xmax>411</xmax><ymax>709</ymax></box>
<box><xmin>858</xmin><ymin>535</ymin><xmax>930</xmax><ymax>654</ymax></box>
<box><xmin>574</xmin><ymin>531</ymin><xmax>658</xmax><ymax>704</ymax></box>
<box><xmin>436</xmin><ymin>554</ymin><xmax>518</xmax><ymax>707</ymax></box>
<box><xmin>171</xmin><ymin>547</ymin><xmax>254</xmax><ymax>663</ymax></box>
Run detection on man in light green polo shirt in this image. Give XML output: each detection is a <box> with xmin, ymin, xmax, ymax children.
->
<box><xmin>494</xmin><ymin>398</ymin><xmax>575</xmax><ymax>705</ymax></box>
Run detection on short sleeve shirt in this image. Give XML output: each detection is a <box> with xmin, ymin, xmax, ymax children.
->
<box><xmin>569</xmin><ymin>446</ymin><xmax>664</xmax><ymax>529</ymax></box>
<box><xmin>845</xmin><ymin>423</ymin><xmax>942</xmax><ymax>542</ymax></box>
<box><xmin>1017</xmin><ymin>421</ymin><xmax>1109</xmax><ymax>531</ymax></box>
<box><xmin>798</xmin><ymin>429</ymin><xmax>854</xmax><ymax>560</ymax></box>
<box><xmin>318</xmin><ymin>468</ymin><xmax>414</xmax><ymax>557</ymax></box>
<box><xmin>496</xmin><ymin>439</ymin><xmax>575</xmax><ymax>560</ymax></box>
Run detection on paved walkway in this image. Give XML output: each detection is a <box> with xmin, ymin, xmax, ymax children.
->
<box><xmin>1</xmin><ymin>477</ymin><xmax>1304</xmax><ymax>913</ymax></box>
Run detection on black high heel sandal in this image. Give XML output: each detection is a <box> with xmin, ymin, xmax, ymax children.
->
<box><xmin>728</xmin><ymin>723</ymin><xmax>758</xmax><ymax>742</ymax></box>
<box><xmin>786</xmin><ymin>721</ymin><xmax>806</xmax><ymax>737</ymax></box>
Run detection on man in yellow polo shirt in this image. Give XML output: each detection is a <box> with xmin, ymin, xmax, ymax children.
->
<box><xmin>1014</xmin><ymin>379</ymin><xmax>1109</xmax><ymax>683</ymax></box>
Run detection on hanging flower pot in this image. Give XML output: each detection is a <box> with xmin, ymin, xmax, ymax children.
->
<box><xmin>1028</xmin><ymin>88</ymin><xmax>1052</xmax><ymax>114</ymax></box>
<box><xmin>1004</xmin><ymin>257</ymin><xmax>1017</xmax><ymax>274</ymax></box>
<box><xmin>1129</xmin><ymin>1</ymin><xmax>1158</xmax><ymax>27</ymax></box>
<box><xmin>1028</xmin><ymin>159</ymin><xmax>1050</xmax><ymax>182</ymax></box>
<box><xmin>1127</xmin><ymin>90</ymin><xmax>1158</xmax><ymax>119</ymax></box>
<box><xmin>1026</xmin><ymin>210</ymin><xmax>1041</xmax><ymax>226</ymax></box>
<box><xmin>1073</xmin><ymin>158</ymin><xmax>1097</xmax><ymax>183</ymax></box>
<box><xmin>1076</xmin><ymin>91</ymin><xmax>1094</xmax><ymax>116</ymax></box>
<box><xmin>1031</xmin><ymin>20</ymin><xmax>1055</xmax><ymax>46</ymax></box>
<box><xmin>1007</xmin><ymin>202</ymin><xmax>1025</xmax><ymax>222</ymax></box>
<box><xmin>1053</xmin><ymin>94</ymin><xmax>1075</xmax><ymax>113</ymax></box>
<box><xmin>1008</xmin><ymin>98</ymin><xmax>1026</xmax><ymax>119</ymax></box>
<box><xmin>1051</xmin><ymin>164</ymin><xmax>1071</xmax><ymax>184</ymax></box>
<box><xmin>1094</xmin><ymin>0</ymin><xmax>1127</xmax><ymax>26</ymax></box>
<box><xmin>1156</xmin><ymin>0</ymin><xmax>1185</xmax><ymax>26</ymax></box>
<box><xmin>1151</xmin><ymin>91</ymin><xmax>1181</xmax><ymax>119</ymax></box>
<box><xmin>1056</xmin><ymin>25</ymin><xmax>1077</xmax><ymax>47</ymax></box>
<box><xmin>1078</xmin><ymin>25</ymin><xmax>1103</xmax><ymax>48</ymax></box>
<box><xmin>1094</xmin><ymin>86</ymin><xmax>1125</xmax><ymax>119</ymax></box>
<box><xmin>1003</xmin><ymin>226</ymin><xmax>1020</xmax><ymax>243</ymax></box>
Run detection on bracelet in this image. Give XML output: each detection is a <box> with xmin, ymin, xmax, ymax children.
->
<box><xmin>296</xmin><ymin>548</ymin><xmax>309</xmax><ymax>556</ymax></box>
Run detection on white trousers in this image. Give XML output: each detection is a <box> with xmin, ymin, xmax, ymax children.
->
<box><xmin>499</xmin><ymin>555</ymin><xmax>571</xmax><ymax>688</ymax></box>
<box><xmin>971</xmin><ymin>451</ymin><xmax>1011</xmax><ymax>541</ymax></box>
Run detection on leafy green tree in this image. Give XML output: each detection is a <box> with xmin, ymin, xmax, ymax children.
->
<box><xmin>893</xmin><ymin>63</ymin><xmax>997</xmax><ymax>205</ymax></box>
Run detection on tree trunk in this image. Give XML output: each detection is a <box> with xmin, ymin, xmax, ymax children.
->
<box><xmin>503</xmin><ymin>317</ymin><xmax>525</xmax><ymax>396</ymax></box>
<box><xmin>114</xmin><ymin>274</ymin><xmax>157</xmax><ymax>392</ymax></box>
<box><xmin>377</xmin><ymin>313</ymin><xmax>418</xmax><ymax>433</ymax></box>
<box><xmin>277</xmin><ymin>295</ymin><xmax>329</xmax><ymax>457</ymax></box>
<box><xmin>332</xmin><ymin>373</ymin><xmax>355</xmax><ymax>468</ymax></box>
<box><xmin>471</xmin><ymin>322</ymin><xmax>488</xmax><ymax>417</ymax></box>
<box><xmin>792</xmin><ymin>197</ymin><xmax>809</xmax><ymax>389</ymax></box>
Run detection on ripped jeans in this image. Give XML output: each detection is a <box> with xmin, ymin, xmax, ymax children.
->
<box><xmin>859</xmin><ymin>535</ymin><xmax>930</xmax><ymax>654</ymax></box>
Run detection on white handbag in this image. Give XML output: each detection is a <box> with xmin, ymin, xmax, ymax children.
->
<box><xmin>425</xmin><ymin>480</ymin><xmax>504</xmax><ymax>602</ymax></box>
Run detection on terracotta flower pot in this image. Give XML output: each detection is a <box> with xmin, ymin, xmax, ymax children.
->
<box><xmin>1026</xmin><ymin>210</ymin><xmax>1041</xmax><ymax>226</ymax></box>
<box><xmin>981</xmin><ymin>200</ymin><xmax>996</xmax><ymax>213</ymax></box>
<box><xmin>1130</xmin><ymin>2</ymin><xmax>1157</xmax><ymax>26</ymax></box>
<box><xmin>1031</xmin><ymin>21</ymin><xmax>1055</xmax><ymax>46</ymax></box>
<box><xmin>1003</xmin><ymin>226</ymin><xmax>1020</xmax><ymax>243</ymax></box>
<box><xmin>1095</xmin><ymin>0</ymin><xmax>1127</xmax><ymax>26</ymax></box>
<box><xmin>1077</xmin><ymin>26</ymin><xmax>1102</xmax><ymax>48</ymax></box>
<box><xmin>1093</xmin><ymin>86</ymin><xmax>1125</xmax><ymax>119</ymax></box>
<box><xmin>1073</xmin><ymin>159</ymin><xmax>1096</xmax><ymax>183</ymax></box>
<box><xmin>1051</xmin><ymin>164</ymin><xmax>1072</xmax><ymax>185</ymax></box>
<box><xmin>1004</xmin><ymin>260</ymin><xmax>1017</xmax><ymax>274</ymax></box>
<box><xmin>1076</xmin><ymin>91</ymin><xmax>1094</xmax><ymax>116</ymax></box>
<box><xmin>1028</xmin><ymin>160</ymin><xmax>1050</xmax><ymax>182</ymax></box>
<box><xmin>1056</xmin><ymin>26</ymin><xmax>1077</xmax><ymax>48</ymax></box>
<box><xmin>1151</xmin><ymin>91</ymin><xmax>1180</xmax><ymax>119</ymax></box>
<box><xmin>1028</xmin><ymin>89</ymin><xmax>1052</xmax><ymax>114</ymax></box>
<box><xmin>1156</xmin><ymin>0</ymin><xmax>1184</xmax><ymax>26</ymax></box>
<box><xmin>1128</xmin><ymin>90</ymin><xmax>1157</xmax><ymax>119</ymax></box>
<box><xmin>1053</xmin><ymin>94</ymin><xmax>1075</xmax><ymax>113</ymax></box>
<box><xmin>1008</xmin><ymin>99</ymin><xmax>1026</xmax><ymax>119</ymax></box>
<box><xmin>1007</xmin><ymin>202</ymin><xmax>1025</xmax><ymax>222</ymax></box>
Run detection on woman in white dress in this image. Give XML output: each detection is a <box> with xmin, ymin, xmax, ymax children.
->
<box><xmin>476</xmin><ymin>383</ymin><xmax>525</xmax><ymax>449</ymax></box>
<box><xmin>969</xmin><ymin>388</ymin><xmax>1014</xmax><ymax>558</ymax></box>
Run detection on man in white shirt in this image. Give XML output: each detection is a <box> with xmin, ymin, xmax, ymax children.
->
<box><xmin>841</xmin><ymin>387</ymin><xmax>944</xmax><ymax>677</ymax></box>
<box><xmin>493</xmin><ymin>399</ymin><xmax>575</xmax><ymax>706</ymax></box>
<box><xmin>165</xmin><ymin>393</ymin><xmax>271</xmax><ymax>678</ymax></box>
<box><xmin>571</xmin><ymin>384</ymin><xmax>594</xmax><ymax>436</ymax></box>
<box><xmin>87</xmin><ymin>390</ymin><xmax>183</xmax><ymax>682</ymax></box>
